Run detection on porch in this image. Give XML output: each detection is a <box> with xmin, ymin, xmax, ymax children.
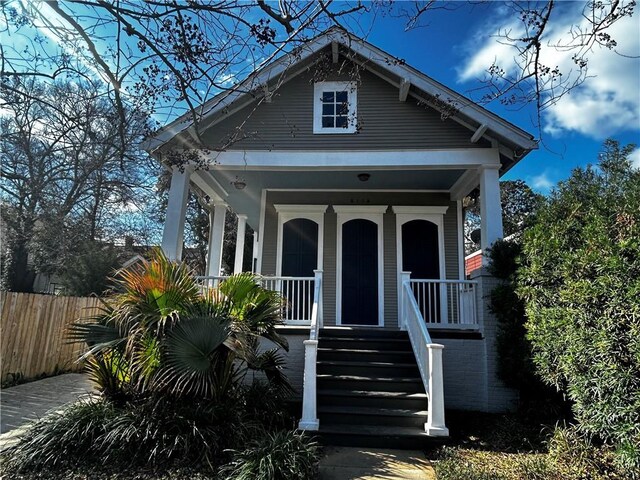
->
<box><xmin>158</xmin><ymin>160</ymin><xmax>504</xmax><ymax>441</ymax></box>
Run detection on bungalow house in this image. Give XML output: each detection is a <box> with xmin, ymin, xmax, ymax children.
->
<box><xmin>144</xmin><ymin>28</ymin><xmax>537</xmax><ymax>446</ymax></box>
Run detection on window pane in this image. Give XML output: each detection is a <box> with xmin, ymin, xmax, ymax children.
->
<box><xmin>322</xmin><ymin>116</ymin><xmax>334</xmax><ymax>128</ymax></box>
<box><xmin>336</xmin><ymin>116</ymin><xmax>348</xmax><ymax>128</ymax></box>
<box><xmin>338</xmin><ymin>102</ymin><xmax>349</xmax><ymax>115</ymax></box>
<box><xmin>322</xmin><ymin>104</ymin><xmax>335</xmax><ymax>115</ymax></box>
<box><xmin>336</xmin><ymin>91</ymin><xmax>348</xmax><ymax>103</ymax></box>
<box><xmin>322</xmin><ymin>92</ymin><xmax>334</xmax><ymax>102</ymax></box>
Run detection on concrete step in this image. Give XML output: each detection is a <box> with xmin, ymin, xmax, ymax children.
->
<box><xmin>317</xmin><ymin>347</ymin><xmax>416</xmax><ymax>363</ymax></box>
<box><xmin>317</xmin><ymin>360</ymin><xmax>420</xmax><ymax>377</ymax></box>
<box><xmin>320</xmin><ymin>327</ymin><xmax>409</xmax><ymax>339</ymax></box>
<box><xmin>318</xmin><ymin>424</ymin><xmax>443</xmax><ymax>449</ymax></box>
<box><xmin>317</xmin><ymin>374</ymin><xmax>424</xmax><ymax>393</ymax></box>
<box><xmin>318</xmin><ymin>405</ymin><xmax>427</xmax><ymax>428</ymax></box>
<box><xmin>318</xmin><ymin>389</ymin><xmax>428</xmax><ymax>410</ymax></box>
<box><xmin>319</xmin><ymin>337</ymin><xmax>413</xmax><ymax>352</ymax></box>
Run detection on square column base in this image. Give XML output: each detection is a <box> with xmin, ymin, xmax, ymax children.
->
<box><xmin>425</xmin><ymin>424</ymin><xmax>449</xmax><ymax>437</ymax></box>
<box><xmin>298</xmin><ymin>420</ymin><xmax>319</xmax><ymax>431</ymax></box>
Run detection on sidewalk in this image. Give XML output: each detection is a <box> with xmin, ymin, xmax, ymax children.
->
<box><xmin>319</xmin><ymin>446</ymin><xmax>436</xmax><ymax>479</ymax></box>
<box><xmin>0</xmin><ymin>373</ymin><xmax>93</xmax><ymax>450</ymax></box>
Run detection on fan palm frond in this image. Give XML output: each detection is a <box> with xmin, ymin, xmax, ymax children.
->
<box><xmin>153</xmin><ymin>315</ymin><xmax>234</xmax><ymax>398</ymax></box>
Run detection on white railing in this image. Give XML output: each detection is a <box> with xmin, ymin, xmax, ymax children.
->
<box><xmin>408</xmin><ymin>279</ymin><xmax>478</xmax><ymax>326</ymax></box>
<box><xmin>197</xmin><ymin>275</ymin><xmax>316</xmax><ymax>325</ymax></box>
<box><xmin>298</xmin><ymin>269</ymin><xmax>323</xmax><ymax>431</ymax></box>
<box><xmin>400</xmin><ymin>272</ymin><xmax>449</xmax><ymax>437</ymax></box>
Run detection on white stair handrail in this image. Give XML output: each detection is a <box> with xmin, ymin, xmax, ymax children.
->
<box><xmin>401</xmin><ymin>271</ymin><xmax>449</xmax><ymax>437</ymax></box>
<box><xmin>298</xmin><ymin>269</ymin><xmax>323</xmax><ymax>431</ymax></box>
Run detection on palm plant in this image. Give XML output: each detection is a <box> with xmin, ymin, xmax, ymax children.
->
<box><xmin>70</xmin><ymin>250</ymin><xmax>290</xmax><ymax>401</ymax></box>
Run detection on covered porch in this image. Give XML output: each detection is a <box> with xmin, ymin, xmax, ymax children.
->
<box><xmin>160</xmin><ymin>148</ymin><xmax>505</xmax><ymax>331</ymax></box>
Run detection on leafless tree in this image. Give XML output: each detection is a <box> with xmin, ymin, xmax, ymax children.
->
<box><xmin>0</xmin><ymin>78</ymin><xmax>154</xmax><ymax>290</ymax></box>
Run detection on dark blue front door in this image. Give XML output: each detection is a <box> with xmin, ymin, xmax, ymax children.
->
<box><xmin>342</xmin><ymin>219</ymin><xmax>378</xmax><ymax>325</ymax></box>
<box><xmin>282</xmin><ymin>218</ymin><xmax>318</xmax><ymax>320</ymax></box>
<box><xmin>402</xmin><ymin>219</ymin><xmax>440</xmax><ymax>322</ymax></box>
<box><xmin>282</xmin><ymin>218</ymin><xmax>318</xmax><ymax>277</ymax></box>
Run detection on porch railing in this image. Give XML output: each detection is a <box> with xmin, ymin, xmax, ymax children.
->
<box><xmin>299</xmin><ymin>270</ymin><xmax>323</xmax><ymax>431</ymax></box>
<box><xmin>197</xmin><ymin>275</ymin><xmax>316</xmax><ymax>325</ymax></box>
<box><xmin>400</xmin><ymin>272</ymin><xmax>449</xmax><ymax>436</ymax></box>
<box><xmin>408</xmin><ymin>279</ymin><xmax>478</xmax><ymax>327</ymax></box>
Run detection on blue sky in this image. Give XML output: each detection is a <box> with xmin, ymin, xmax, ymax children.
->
<box><xmin>344</xmin><ymin>1</ymin><xmax>640</xmax><ymax>193</ymax></box>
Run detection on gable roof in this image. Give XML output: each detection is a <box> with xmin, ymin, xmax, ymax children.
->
<box><xmin>145</xmin><ymin>27</ymin><xmax>537</xmax><ymax>167</ymax></box>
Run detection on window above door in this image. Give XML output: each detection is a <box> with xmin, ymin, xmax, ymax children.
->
<box><xmin>313</xmin><ymin>81</ymin><xmax>357</xmax><ymax>134</ymax></box>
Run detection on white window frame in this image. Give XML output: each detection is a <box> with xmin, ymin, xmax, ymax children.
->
<box><xmin>394</xmin><ymin>206</ymin><xmax>449</xmax><ymax>325</ymax></box>
<box><xmin>274</xmin><ymin>204</ymin><xmax>327</xmax><ymax>277</ymax></box>
<box><xmin>313</xmin><ymin>81</ymin><xmax>358</xmax><ymax>134</ymax></box>
<box><xmin>335</xmin><ymin>205</ymin><xmax>386</xmax><ymax>327</ymax></box>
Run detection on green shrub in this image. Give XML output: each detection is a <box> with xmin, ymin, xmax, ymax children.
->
<box><xmin>518</xmin><ymin>139</ymin><xmax>640</xmax><ymax>471</ymax></box>
<box><xmin>221</xmin><ymin>430</ymin><xmax>319</xmax><ymax>480</ymax></box>
<box><xmin>486</xmin><ymin>240</ymin><xmax>563</xmax><ymax>420</ymax></box>
<box><xmin>5</xmin><ymin>396</ymin><xmax>249</xmax><ymax>472</ymax></box>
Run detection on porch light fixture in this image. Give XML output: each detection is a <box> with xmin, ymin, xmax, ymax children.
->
<box><xmin>357</xmin><ymin>173</ymin><xmax>370</xmax><ymax>182</ymax></box>
<box><xmin>231</xmin><ymin>177</ymin><xmax>247</xmax><ymax>190</ymax></box>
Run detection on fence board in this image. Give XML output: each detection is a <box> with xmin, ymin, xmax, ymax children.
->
<box><xmin>1</xmin><ymin>293</ymin><xmax>101</xmax><ymax>382</ymax></box>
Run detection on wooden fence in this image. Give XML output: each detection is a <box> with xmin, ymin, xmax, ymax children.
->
<box><xmin>1</xmin><ymin>292</ymin><xmax>101</xmax><ymax>383</ymax></box>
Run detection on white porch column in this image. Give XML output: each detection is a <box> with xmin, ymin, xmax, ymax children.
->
<box><xmin>161</xmin><ymin>167</ymin><xmax>191</xmax><ymax>261</ymax></box>
<box><xmin>252</xmin><ymin>231</ymin><xmax>258</xmax><ymax>273</ymax></box>
<box><xmin>298</xmin><ymin>339</ymin><xmax>319</xmax><ymax>431</ymax></box>
<box><xmin>206</xmin><ymin>203</ymin><xmax>227</xmax><ymax>277</ymax></box>
<box><xmin>425</xmin><ymin>343</ymin><xmax>449</xmax><ymax>436</ymax></box>
<box><xmin>399</xmin><ymin>271</ymin><xmax>412</xmax><ymax>331</ymax></box>
<box><xmin>233</xmin><ymin>214</ymin><xmax>247</xmax><ymax>274</ymax></box>
<box><xmin>479</xmin><ymin>165</ymin><xmax>503</xmax><ymax>260</ymax></box>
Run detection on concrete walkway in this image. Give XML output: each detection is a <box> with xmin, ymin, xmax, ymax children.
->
<box><xmin>0</xmin><ymin>373</ymin><xmax>93</xmax><ymax>445</ymax></box>
<box><xmin>319</xmin><ymin>446</ymin><xmax>435</xmax><ymax>479</ymax></box>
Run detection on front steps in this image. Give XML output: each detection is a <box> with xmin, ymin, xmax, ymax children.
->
<box><xmin>316</xmin><ymin>327</ymin><xmax>439</xmax><ymax>449</ymax></box>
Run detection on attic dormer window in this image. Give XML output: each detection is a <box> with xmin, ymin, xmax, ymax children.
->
<box><xmin>313</xmin><ymin>81</ymin><xmax>357</xmax><ymax>134</ymax></box>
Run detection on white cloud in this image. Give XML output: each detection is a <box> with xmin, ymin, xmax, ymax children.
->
<box><xmin>630</xmin><ymin>147</ymin><xmax>640</xmax><ymax>170</ymax></box>
<box><xmin>459</xmin><ymin>4</ymin><xmax>640</xmax><ymax>139</ymax></box>
<box><xmin>530</xmin><ymin>171</ymin><xmax>555</xmax><ymax>193</ymax></box>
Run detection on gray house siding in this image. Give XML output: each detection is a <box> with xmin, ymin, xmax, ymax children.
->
<box><xmin>261</xmin><ymin>190</ymin><xmax>461</xmax><ymax>327</ymax></box>
<box><xmin>201</xmin><ymin>60</ymin><xmax>490</xmax><ymax>151</ymax></box>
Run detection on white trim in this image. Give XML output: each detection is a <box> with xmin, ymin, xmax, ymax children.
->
<box><xmin>205</xmin><ymin>148</ymin><xmax>501</xmax><ymax>170</ymax></box>
<box><xmin>471</xmin><ymin>124</ymin><xmax>488</xmax><ymax>143</ymax></box>
<box><xmin>395</xmin><ymin>207</ymin><xmax>448</xmax><ymax>324</ymax></box>
<box><xmin>465</xmin><ymin>250</ymin><xmax>482</xmax><ymax>261</ymax></box>
<box><xmin>190</xmin><ymin>171</ymin><xmax>225</xmax><ymax>203</ymax></box>
<box><xmin>333</xmin><ymin>205</ymin><xmax>388</xmax><ymax>214</ymax></box>
<box><xmin>275</xmin><ymin>205</ymin><xmax>327</xmax><ymax>277</ymax></box>
<box><xmin>392</xmin><ymin>206</ymin><xmax>449</xmax><ymax>215</ymax></box>
<box><xmin>450</xmin><ymin>168</ymin><xmax>481</xmax><ymax>201</ymax></box>
<box><xmin>335</xmin><ymin>207</ymin><xmax>385</xmax><ymax>327</ymax></box>
<box><xmin>313</xmin><ymin>81</ymin><xmax>358</xmax><ymax>134</ymax></box>
<box><xmin>274</xmin><ymin>204</ymin><xmax>329</xmax><ymax>214</ymax></box>
<box><xmin>457</xmin><ymin>200</ymin><xmax>465</xmax><ymax>280</ymax></box>
<box><xmin>399</xmin><ymin>79</ymin><xmax>410</xmax><ymax>102</ymax></box>
<box><xmin>256</xmin><ymin>189</ymin><xmax>267</xmax><ymax>274</ymax></box>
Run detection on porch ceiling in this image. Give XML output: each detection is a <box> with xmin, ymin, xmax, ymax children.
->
<box><xmin>199</xmin><ymin>168</ymin><xmax>464</xmax><ymax>227</ymax></box>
